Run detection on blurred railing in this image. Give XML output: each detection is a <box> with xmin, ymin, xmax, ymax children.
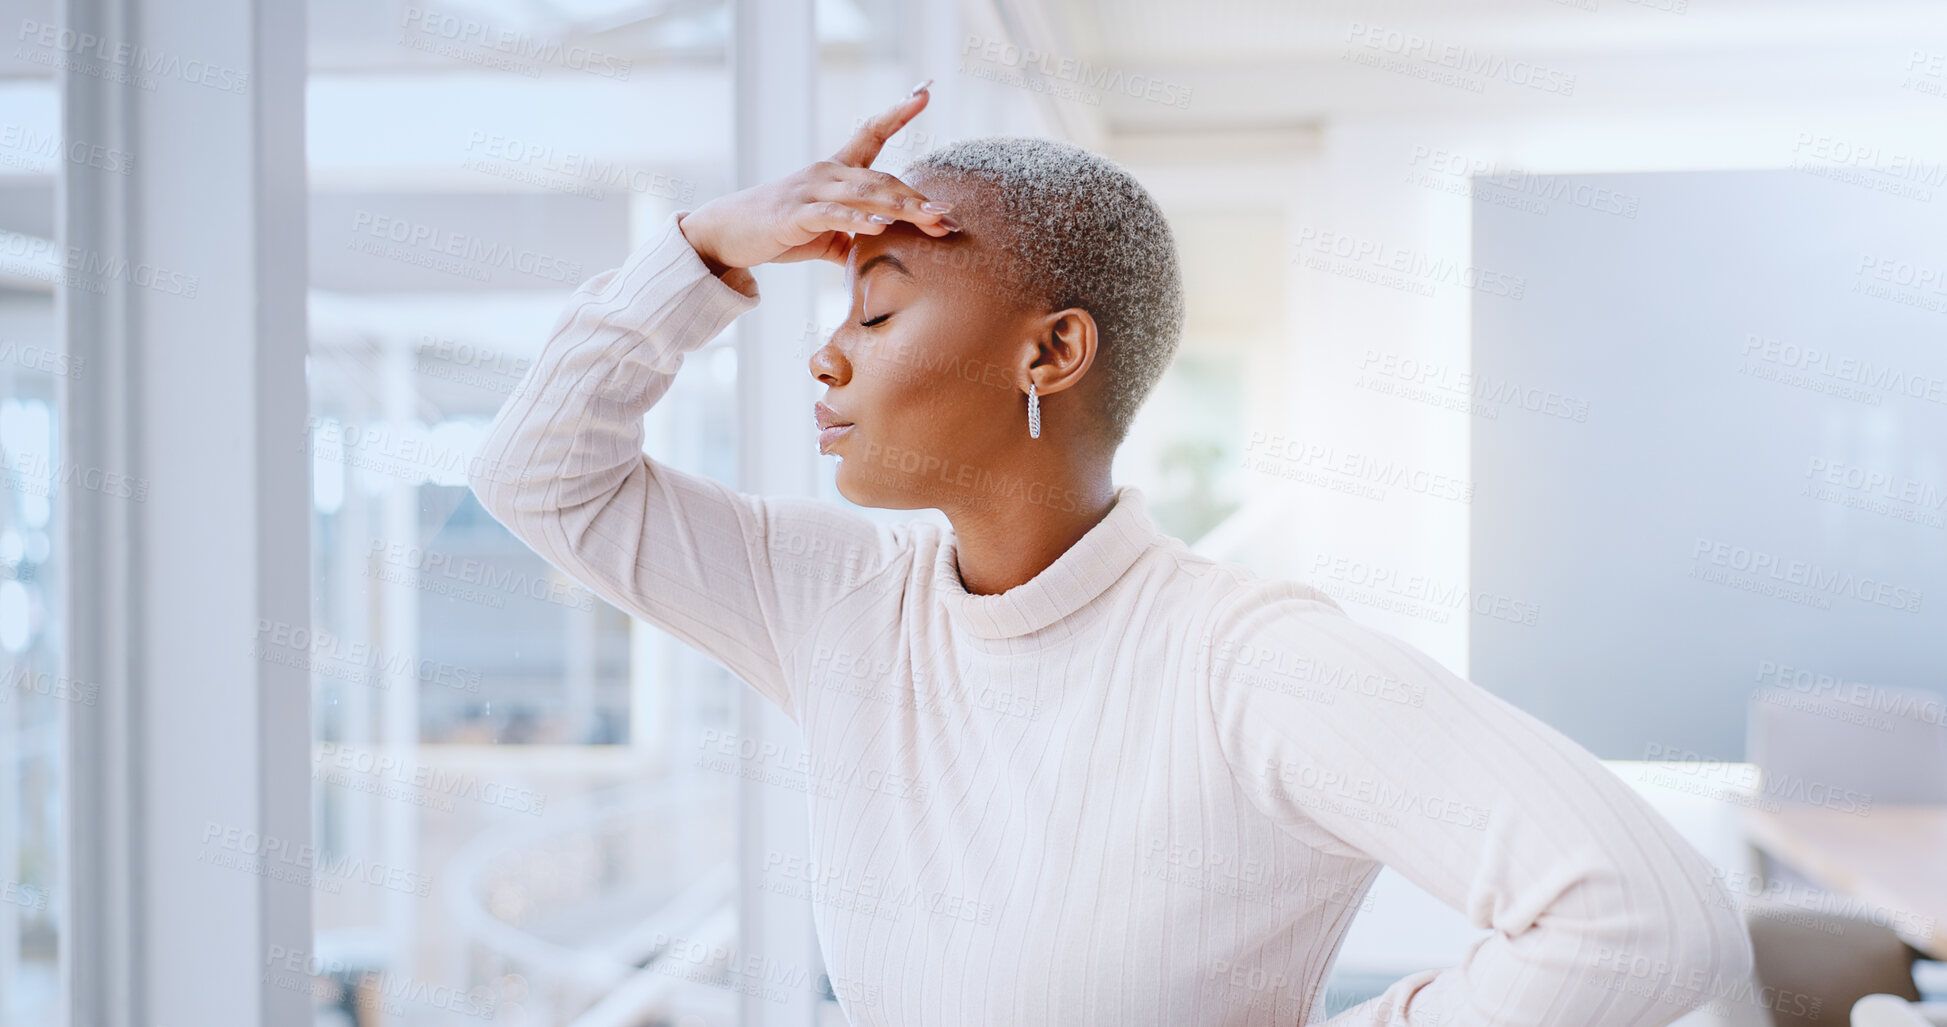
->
<box><xmin>442</xmin><ymin>779</ymin><xmax>738</xmax><ymax>1024</ymax></box>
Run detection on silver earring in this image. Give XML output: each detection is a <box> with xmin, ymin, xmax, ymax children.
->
<box><xmin>1027</xmin><ymin>382</ymin><xmax>1041</xmax><ymax>439</ymax></box>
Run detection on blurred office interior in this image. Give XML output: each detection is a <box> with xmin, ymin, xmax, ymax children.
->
<box><xmin>2</xmin><ymin>0</ymin><xmax>1946</xmax><ymax>1024</ymax></box>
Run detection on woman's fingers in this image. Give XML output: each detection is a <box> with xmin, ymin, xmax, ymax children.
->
<box><xmin>830</xmin><ymin>84</ymin><xmax>930</xmax><ymax>168</ymax></box>
<box><xmin>795</xmin><ymin>200</ymin><xmax>895</xmax><ymax>243</ymax></box>
<box><xmin>688</xmin><ymin>81</ymin><xmax>943</xmax><ymax>271</ymax></box>
<box><xmin>771</xmin><ymin>230</ymin><xmax>855</xmax><ymax>267</ymax></box>
<box><xmin>810</xmin><ymin>166</ymin><xmax>958</xmax><ymax>235</ymax></box>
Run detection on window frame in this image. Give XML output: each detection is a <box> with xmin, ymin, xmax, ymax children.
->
<box><xmin>52</xmin><ymin>0</ymin><xmax>1022</xmax><ymax>1021</ymax></box>
<box><xmin>729</xmin><ymin>1</ymin><xmax>825</xmax><ymax>1024</ymax></box>
<box><xmin>59</xmin><ymin>0</ymin><xmax>312</xmax><ymax>1023</ymax></box>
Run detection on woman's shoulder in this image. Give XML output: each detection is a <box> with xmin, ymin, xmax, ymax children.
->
<box><xmin>1145</xmin><ymin>537</ymin><xmax>1345</xmax><ymax>620</ymax></box>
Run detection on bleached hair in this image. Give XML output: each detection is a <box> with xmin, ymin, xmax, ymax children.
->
<box><xmin>907</xmin><ymin>136</ymin><xmax>1184</xmax><ymax>449</ymax></box>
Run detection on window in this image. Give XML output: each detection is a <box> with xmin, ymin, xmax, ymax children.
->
<box><xmin>0</xmin><ymin>44</ymin><xmax>66</xmax><ymax>1027</ymax></box>
<box><xmin>304</xmin><ymin>3</ymin><xmax>740</xmax><ymax>1022</ymax></box>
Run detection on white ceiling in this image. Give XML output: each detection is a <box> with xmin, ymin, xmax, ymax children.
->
<box><xmin>1053</xmin><ymin>0</ymin><xmax>1947</xmax><ymax>63</ymax></box>
<box><xmin>1016</xmin><ymin>0</ymin><xmax>1947</xmax><ymax>133</ymax></box>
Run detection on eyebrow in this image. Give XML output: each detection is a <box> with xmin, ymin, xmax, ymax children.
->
<box><xmin>857</xmin><ymin>253</ymin><xmax>916</xmax><ymax>281</ymax></box>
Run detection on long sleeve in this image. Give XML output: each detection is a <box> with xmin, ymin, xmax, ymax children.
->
<box><xmin>1200</xmin><ymin>579</ymin><xmax>1754</xmax><ymax>1027</ymax></box>
<box><xmin>467</xmin><ymin>211</ymin><xmax>913</xmax><ymax>725</ymax></box>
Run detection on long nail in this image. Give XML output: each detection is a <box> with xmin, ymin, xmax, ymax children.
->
<box><xmin>938</xmin><ymin>215</ymin><xmax>961</xmax><ymax>232</ymax></box>
<box><xmin>909</xmin><ymin>78</ymin><xmax>933</xmax><ymax>97</ymax></box>
<box><xmin>868</xmin><ymin>213</ymin><xmax>894</xmax><ymax>224</ymax></box>
<box><xmin>920</xmin><ymin>201</ymin><xmax>953</xmax><ymax>214</ymax></box>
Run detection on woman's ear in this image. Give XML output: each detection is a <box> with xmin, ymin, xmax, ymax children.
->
<box><xmin>1029</xmin><ymin>307</ymin><xmax>1098</xmax><ymax>395</ymax></box>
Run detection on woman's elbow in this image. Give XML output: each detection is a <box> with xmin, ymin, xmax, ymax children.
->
<box><xmin>465</xmin><ymin>444</ymin><xmax>534</xmax><ymax>527</ymax></box>
<box><xmin>1620</xmin><ymin>869</ymin><xmax>1757</xmax><ymax>1018</ymax></box>
<box><xmin>1671</xmin><ymin>898</ymin><xmax>1755</xmax><ymax>999</ymax></box>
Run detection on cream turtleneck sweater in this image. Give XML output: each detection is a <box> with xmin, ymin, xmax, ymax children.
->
<box><xmin>469</xmin><ymin>210</ymin><xmax>1754</xmax><ymax>1027</ymax></box>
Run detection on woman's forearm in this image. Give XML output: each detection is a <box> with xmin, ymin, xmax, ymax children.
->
<box><xmin>465</xmin><ymin>210</ymin><xmax>912</xmax><ymax>722</ymax></box>
<box><xmin>465</xmin><ymin>210</ymin><xmax>826</xmax><ymax>707</ymax></box>
<box><xmin>1203</xmin><ymin>581</ymin><xmax>1756</xmax><ymax>1026</ymax></box>
<box><xmin>469</xmin><ymin>211</ymin><xmax>758</xmax><ymax>529</ymax></box>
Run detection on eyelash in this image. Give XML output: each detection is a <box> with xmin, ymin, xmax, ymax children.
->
<box><xmin>858</xmin><ymin>313</ymin><xmax>892</xmax><ymax>328</ymax></box>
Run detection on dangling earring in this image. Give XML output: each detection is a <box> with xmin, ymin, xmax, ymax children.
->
<box><xmin>1027</xmin><ymin>382</ymin><xmax>1041</xmax><ymax>439</ymax></box>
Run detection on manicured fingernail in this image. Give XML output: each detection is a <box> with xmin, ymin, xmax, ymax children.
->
<box><xmin>919</xmin><ymin>200</ymin><xmax>953</xmax><ymax>214</ymax></box>
<box><xmin>938</xmin><ymin>216</ymin><xmax>961</xmax><ymax>232</ymax></box>
<box><xmin>868</xmin><ymin>213</ymin><xmax>894</xmax><ymax>224</ymax></box>
<box><xmin>909</xmin><ymin>78</ymin><xmax>933</xmax><ymax>97</ymax></box>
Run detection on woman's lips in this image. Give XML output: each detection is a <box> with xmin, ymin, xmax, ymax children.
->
<box><xmin>814</xmin><ymin>401</ymin><xmax>853</xmax><ymax>453</ymax></box>
<box><xmin>818</xmin><ymin>424</ymin><xmax>854</xmax><ymax>453</ymax></box>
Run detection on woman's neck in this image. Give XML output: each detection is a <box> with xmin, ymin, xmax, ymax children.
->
<box><xmin>944</xmin><ymin>471</ymin><xmax>1118</xmax><ymax>596</ymax></box>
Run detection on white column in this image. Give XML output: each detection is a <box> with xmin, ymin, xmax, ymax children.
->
<box><xmin>0</xmin><ymin>678</ymin><xmax>16</xmax><ymax>1022</ymax></box>
<box><xmin>378</xmin><ymin>335</ymin><xmax>421</xmax><ymax>984</ymax></box>
<box><xmin>731</xmin><ymin>1</ymin><xmax>822</xmax><ymax>1024</ymax></box>
<box><xmin>58</xmin><ymin>0</ymin><xmax>311</xmax><ymax>1023</ymax></box>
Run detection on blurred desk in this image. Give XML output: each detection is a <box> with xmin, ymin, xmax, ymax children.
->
<box><xmin>1743</xmin><ymin>804</ymin><xmax>1947</xmax><ymax>960</ymax></box>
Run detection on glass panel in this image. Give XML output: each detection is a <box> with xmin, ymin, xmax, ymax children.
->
<box><xmin>812</xmin><ymin>3</ymin><xmax>941</xmax><ymax>528</ymax></box>
<box><xmin>0</xmin><ymin>68</ymin><xmax>65</xmax><ymax>1027</ymax></box>
<box><xmin>304</xmin><ymin>2</ymin><xmax>740</xmax><ymax>1022</ymax></box>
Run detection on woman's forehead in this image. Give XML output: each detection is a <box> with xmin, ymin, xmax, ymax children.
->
<box><xmin>850</xmin><ymin>195</ymin><xmax>1010</xmax><ymax>294</ymax></box>
<box><xmin>847</xmin><ymin>222</ymin><xmax>959</xmax><ymax>288</ymax></box>
<box><xmin>847</xmin><ymin>231</ymin><xmax>924</xmax><ymax>287</ymax></box>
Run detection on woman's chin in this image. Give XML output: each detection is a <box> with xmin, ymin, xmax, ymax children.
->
<box><xmin>831</xmin><ymin>463</ymin><xmax>877</xmax><ymax>508</ymax></box>
<box><xmin>833</xmin><ymin>465</ymin><xmax>926</xmax><ymax>512</ymax></box>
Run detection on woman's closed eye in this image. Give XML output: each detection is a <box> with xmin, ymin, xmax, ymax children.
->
<box><xmin>859</xmin><ymin>312</ymin><xmax>892</xmax><ymax>328</ymax></box>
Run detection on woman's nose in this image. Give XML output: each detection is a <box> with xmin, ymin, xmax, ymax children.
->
<box><xmin>809</xmin><ymin>335</ymin><xmax>850</xmax><ymax>386</ymax></box>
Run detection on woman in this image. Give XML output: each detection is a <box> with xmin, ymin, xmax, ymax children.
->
<box><xmin>469</xmin><ymin>81</ymin><xmax>1754</xmax><ymax>1026</ymax></box>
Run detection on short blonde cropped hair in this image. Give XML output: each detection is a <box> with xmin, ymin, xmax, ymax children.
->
<box><xmin>909</xmin><ymin>136</ymin><xmax>1185</xmax><ymax>449</ymax></box>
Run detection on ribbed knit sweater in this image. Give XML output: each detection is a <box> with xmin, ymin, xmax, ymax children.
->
<box><xmin>469</xmin><ymin>210</ymin><xmax>1754</xmax><ymax>1027</ymax></box>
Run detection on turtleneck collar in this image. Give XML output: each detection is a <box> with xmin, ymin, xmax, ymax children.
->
<box><xmin>933</xmin><ymin>485</ymin><xmax>1163</xmax><ymax>640</ymax></box>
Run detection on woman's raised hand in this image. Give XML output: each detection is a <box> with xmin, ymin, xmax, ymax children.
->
<box><xmin>677</xmin><ymin>81</ymin><xmax>958</xmax><ymax>274</ymax></box>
